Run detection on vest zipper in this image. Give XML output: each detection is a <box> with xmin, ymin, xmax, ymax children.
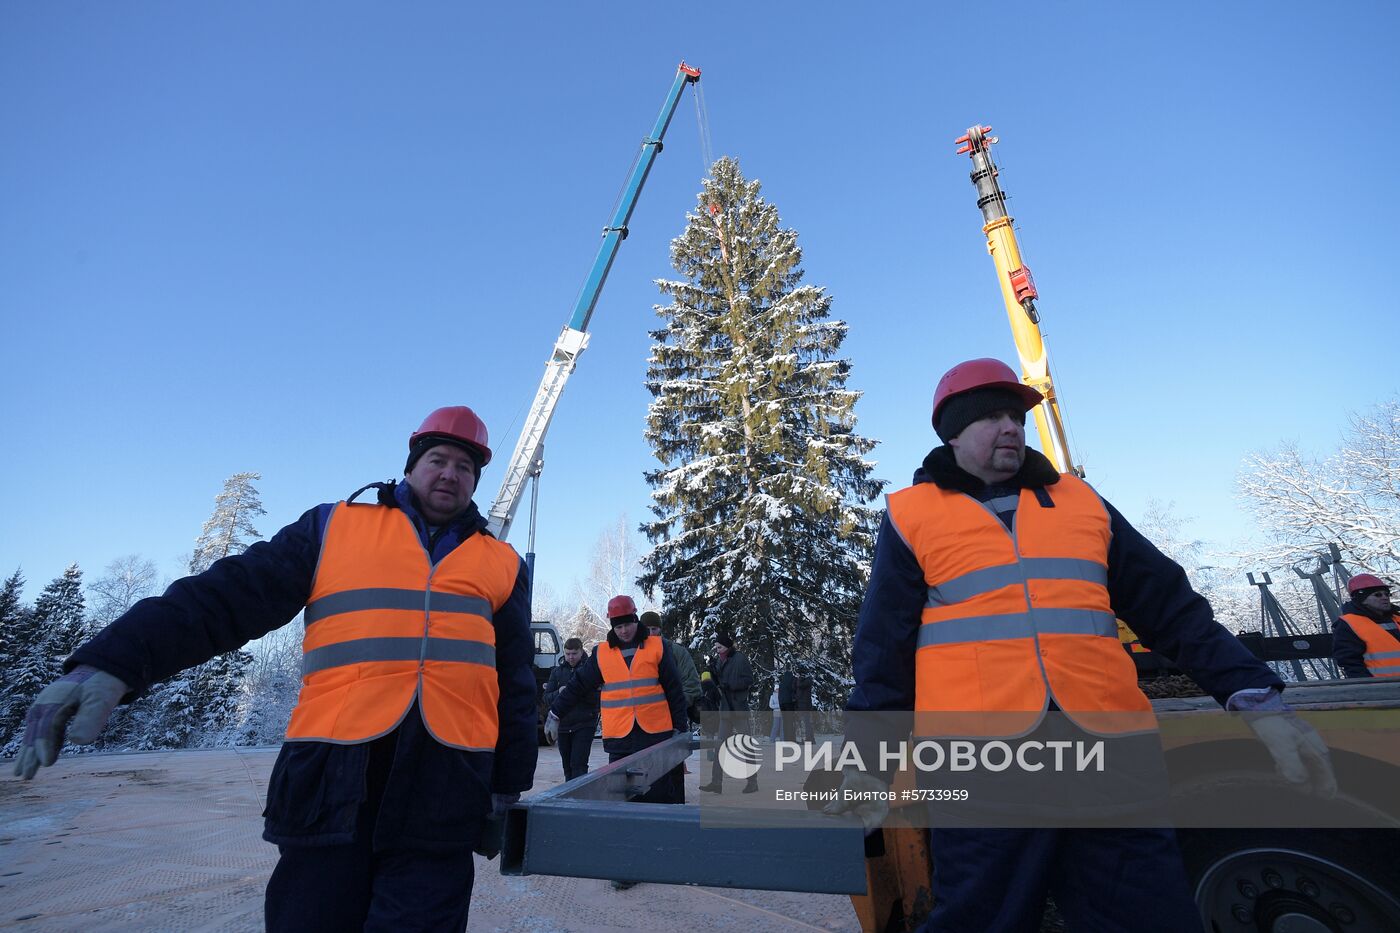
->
<box><xmin>969</xmin><ymin>489</ymin><xmax>1057</xmax><ymax>718</ymax></box>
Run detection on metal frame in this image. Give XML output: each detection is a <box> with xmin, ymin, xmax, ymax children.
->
<box><xmin>502</xmin><ymin>733</ymin><xmax>869</xmax><ymax>894</ymax></box>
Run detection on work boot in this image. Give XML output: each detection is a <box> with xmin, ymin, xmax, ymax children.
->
<box><xmin>611</xmin><ymin>880</ymin><xmax>637</xmax><ymax>891</ymax></box>
<box><xmin>699</xmin><ymin>781</ymin><xmax>723</xmax><ymax>793</ymax></box>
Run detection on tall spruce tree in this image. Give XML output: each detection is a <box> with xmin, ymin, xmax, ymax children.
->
<box><xmin>638</xmin><ymin>157</ymin><xmax>883</xmax><ymax>706</ymax></box>
<box><xmin>0</xmin><ymin>569</ymin><xmax>34</xmax><ymax>747</ymax></box>
<box><xmin>33</xmin><ymin>564</ymin><xmax>89</xmax><ymax>673</ymax></box>
<box><xmin>2</xmin><ymin>565</ymin><xmax>87</xmax><ymax>753</ymax></box>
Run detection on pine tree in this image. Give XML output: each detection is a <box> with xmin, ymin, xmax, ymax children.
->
<box><xmin>2</xmin><ymin>566</ymin><xmax>87</xmax><ymax>753</ymax></box>
<box><xmin>136</xmin><ymin>472</ymin><xmax>266</xmax><ymax>747</ymax></box>
<box><xmin>39</xmin><ymin>564</ymin><xmax>90</xmax><ymax>658</ymax></box>
<box><xmin>0</xmin><ymin>569</ymin><xmax>34</xmax><ymax>747</ymax></box>
<box><xmin>638</xmin><ymin>157</ymin><xmax>884</xmax><ymax>707</ymax></box>
<box><xmin>190</xmin><ymin>471</ymin><xmax>266</xmax><ymax>574</ymax></box>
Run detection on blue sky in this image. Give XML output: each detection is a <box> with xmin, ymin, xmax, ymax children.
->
<box><xmin>3</xmin><ymin>2</ymin><xmax>1397</xmax><ymax>605</ymax></box>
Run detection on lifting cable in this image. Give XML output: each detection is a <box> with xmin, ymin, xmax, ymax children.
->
<box><xmin>693</xmin><ymin>80</ymin><xmax>715</xmax><ymax>174</ymax></box>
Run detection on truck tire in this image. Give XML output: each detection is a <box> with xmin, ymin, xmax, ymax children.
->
<box><xmin>1178</xmin><ymin>828</ymin><xmax>1400</xmax><ymax>932</ymax></box>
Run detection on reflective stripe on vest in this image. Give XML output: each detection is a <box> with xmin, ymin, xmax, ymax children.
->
<box><xmin>886</xmin><ymin>474</ymin><xmax>1154</xmax><ymax>736</ymax></box>
<box><xmin>285</xmin><ymin>502</ymin><xmax>520</xmax><ymax>749</ymax></box>
<box><xmin>1341</xmin><ymin>612</ymin><xmax>1400</xmax><ymax>678</ymax></box>
<box><xmin>596</xmin><ymin>637</ymin><xmax>671</xmax><ymax>737</ymax></box>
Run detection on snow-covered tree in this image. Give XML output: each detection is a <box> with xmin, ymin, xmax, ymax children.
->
<box><xmin>1237</xmin><ymin>398</ymin><xmax>1400</xmax><ymax>581</ymax></box>
<box><xmin>34</xmin><ymin>564</ymin><xmax>89</xmax><ymax>671</ymax></box>
<box><xmin>573</xmin><ymin>515</ymin><xmax>653</xmax><ymax>627</ymax></box>
<box><xmin>190</xmin><ymin>471</ymin><xmax>266</xmax><ymax>574</ymax></box>
<box><xmin>86</xmin><ymin>554</ymin><xmax>159</xmax><ymax>628</ymax></box>
<box><xmin>1132</xmin><ymin>501</ymin><xmax>1265</xmax><ymax>635</ymax></box>
<box><xmin>192</xmin><ymin>646</ymin><xmax>254</xmax><ymax>743</ymax></box>
<box><xmin>0</xmin><ymin>569</ymin><xmax>33</xmax><ymax>746</ymax></box>
<box><xmin>227</xmin><ymin>625</ymin><xmax>303</xmax><ymax>745</ymax></box>
<box><xmin>638</xmin><ymin>157</ymin><xmax>884</xmax><ymax>707</ymax></box>
<box><xmin>0</xmin><ymin>566</ymin><xmax>87</xmax><ymax>753</ymax></box>
<box><xmin>559</xmin><ymin>603</ymin><xmax>608</xmax><ymax>649</ymax></box>
<box><xmin>131</xmin><ymin>474</ymin><xmax>266</xmax><ymax>747</ymax></box>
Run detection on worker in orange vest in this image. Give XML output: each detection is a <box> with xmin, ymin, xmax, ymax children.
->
<box><xmin>829</xmin><ymin>359</ymin><xmax>1336</xmax><ymax>932</ymax></box>
<box><xmin>1332</xmin><ymin>574</ymin><xmax>1400</xmax><ymax>678</ymax></box>
<box><xmin>546</xmin><ymin>594</ymin><xmax>689</xmax><ymax>889</ymax></box>
<box><xmin>13</xmin><ymin>406</ymin><xmax>538</xmax><ymax>932</ymax></box>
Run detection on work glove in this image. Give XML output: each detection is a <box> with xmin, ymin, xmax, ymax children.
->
<box><xmin>822</xmin><ymin>770</ymin><xmax>891</xmax><ymax>834</ymax></box>
<box><xmin>543</xmin><ymin>711</ymin><xmax>560</xmax><ymax>744</ymax></box>
<box><xmin>1228</xmin><ymin>689</ymin><xmax>1337</xmax><ymax>798</ymax></box>
<box><xmin>475</xmin><ymin>794</ymin><xmax>520</xmax><ymax>860</ymax></box>
<box><xmin>14</xmin><ymin>665</ymin><xmax>129</xmax><ymax>780</ymax></box>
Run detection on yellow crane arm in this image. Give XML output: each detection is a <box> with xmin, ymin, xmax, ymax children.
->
<box><xmin>956</xmin><ymin>125</ymin><xmax>1081</xmax><ymax>477</ymax></box>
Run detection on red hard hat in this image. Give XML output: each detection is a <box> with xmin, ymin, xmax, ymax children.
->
<box><xmin>409</xmin><ymin>406</ymin><xmax>492</xmax><ymax>466</ymax></box>
<box><xmin>931</xmin><ymin>358</ymin><xmax>1043</xmax><ymax>428</ymax></box>
<box><xmin>607</xmin><ymin>595</ymin><xmax>638</xmax><ymax>620</ymax></box>
<box><xmin>1348</xmin><ymin>573</ymin><xmax>1389</xmax><ymax>595</ymax></box>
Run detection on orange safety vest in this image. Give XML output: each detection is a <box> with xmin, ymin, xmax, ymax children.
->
<box><xmin>1340</xmin><ymin>611</ymin><xmax>1400</xmax><ymax>678</ymax></box>
<box><xmin>285</xmin><ymin>501</ymin><xmax>520</xmax><ymax>750</ymax></box>
<box><xmin>886</xmin><ymin>474</ymin><xmax>1154</xmax><ymax>736</ymax></box>
<box><xmin>596</xmin><ymin>636</ymin><xmax>672</xmax><ymax>738</ymax></box>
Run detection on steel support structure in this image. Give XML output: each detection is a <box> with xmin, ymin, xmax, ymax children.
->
<box><xmin>1248</xmin><ymin>572</ymin><xmax>1335</xmax><ymax>681</ymax></box>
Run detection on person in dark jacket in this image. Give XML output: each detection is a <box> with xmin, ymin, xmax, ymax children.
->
<box><xmin>641</xmin><ymin>609</ymin><xmax>702</xmax><ymax>721</ymax></box>
<box><xmin>699</xmin><ymin>632</ymin><xmax>757</xmax><ymax>793</ymax></box>
<box><xmin>1332</xmin><ymin>573</ymin><xmax>1400</xmax><ymax>678</ymax></box>
<box><xmin>828</xmin><ymin>359</ymin><xmax>1335</xmax><ymax>933</ymax></box>
<box><xmin>779</xmin><ymin>665</ymin><xmax>815</xmax><ymax>743</ymax></box>
<box><xmin>13</xmin><ymin>406</ymin><xmax>538</xmax><ymax>933</ymax></box>
<box><xmin>542</xmin><ymin>637</ymin><xmax>599</xmax><ymax>780</ymax></box>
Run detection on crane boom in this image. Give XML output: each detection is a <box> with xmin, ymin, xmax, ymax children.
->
<box><xmin>955</xmin><ymin>125</ymin><xmax>1081</xmax><ymax>476</ymax></box>
<box><xmin>487</xmin><ymin>62</ymin><xmax>701</xmax><ymax>541</ymax></box>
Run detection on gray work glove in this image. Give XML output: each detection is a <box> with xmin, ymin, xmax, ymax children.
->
<box><xmin>14</xmin><ymin>665</ymin><xmax>129</xmax><ymax>780</ymax></box>
<box><xmin>822</xmin><ymin>770</ymin><xmax>891</xmax><ymax>833</ymax></box>
<box><xmin>1229</xmin><ymin>689</ymin><xmax>1337</xmax><ymax>798</ymax></box>
<box><xmin>543</xmin><ymin>711</ymin><xmax>560</xmax><ymax>744</ymax></box>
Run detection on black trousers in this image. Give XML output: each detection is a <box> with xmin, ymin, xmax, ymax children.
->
<box><xmin>265</xmin><ymin>840</ymin><xmax>475</xmax><ymax>932</ymax></box>
<box><xmin>558</xmin><ymin>725</ymin><xmax>596</xmax><ymax>781</ymax></box>
<box><xmin>710</xmin><ymin>715</ymin><xmax>758</xmax><ymax>789</ymax></box>
<box><xmin>920</xmin><ymin>828</ymin><xmax>1200</xmax><ymax>932</ymax></box>
<box><xmin>265</xmin><ymin>729</ymin><xmax>476</xmax><ymax>932</ymax></box>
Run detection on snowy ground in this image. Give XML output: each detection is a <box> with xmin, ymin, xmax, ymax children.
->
<box><xmin>0</xmin><ymin>745</ymin><xmax>860</xmax><ymax>932</ymax></box>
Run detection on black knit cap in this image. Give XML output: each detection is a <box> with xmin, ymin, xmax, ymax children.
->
<box><xmin>404</xmin><ymin>434</ymin><xmax>486</xmax><ymax>476</ymax></box>
<box><xmin>715</xmin><ymin>632</ymin><xmax>734</xmax><ymax>650</ymax></box>
<box><xmin>934</xmin><ymin>387</ymin><xmax>1029</xmax><ymax>443</ymax></box>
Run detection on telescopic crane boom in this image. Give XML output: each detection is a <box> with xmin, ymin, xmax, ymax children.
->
<box><xmin>955</xmin><ymin>125</ymin><xmax>1081</xmax><ymax>476</ymax></box>
<box><xmin>486</xmin><ymin>62</ymin><xmax>702</xmax><ymax>543</ymax></box>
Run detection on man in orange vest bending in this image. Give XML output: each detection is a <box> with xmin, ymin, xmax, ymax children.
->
<box><xmin>1333</xmin><ymin>574</ymin><xmax>1400</xmax><ymax>678</ymax></box>
<box><xmin>13</xmin><ymin>406</ymin><xmax>538</xmax><ymax>932</ymax></box>
<box><xmin>832</xmin><ymin>359</ymin><xmax>1335</xmax><ymax>933</ymax></box>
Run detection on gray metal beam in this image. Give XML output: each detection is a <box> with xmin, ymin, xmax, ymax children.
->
<box><xmin>501</xmin><ymin>733</ymin><xmax>869</xmax><ymax>894</ymax></box>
